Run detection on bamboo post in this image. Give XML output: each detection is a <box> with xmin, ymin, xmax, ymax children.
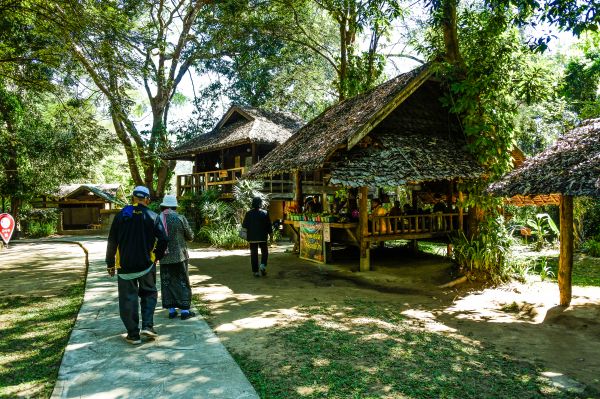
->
<box><xmin>358</xmin><ymin>186</ymin><xmax>370</xmax><ymax>272</ymax></box>
<box><xmin>559</xmin><ymin>195</ymin><xmax>574</xmax><ymax>307</ymax></box>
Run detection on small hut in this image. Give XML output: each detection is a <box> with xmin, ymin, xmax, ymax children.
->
<box><xmin>489</xmin><ymin>118</ymin><xmax>600</xmax><ymax>306</ymax></box>
<box><xmin>162</xmin><ymin>105</ymin><xmax>303</xmax><ymax>201</ymax></box>
<box><xmin>248</xmin><ymin>64</ymin><xmax>485</xmax><ymax>270</ymax></box>
<box><xmin>33</xmin><ymin>184</ymin><xmax>126</xmax><ymax>232</ymax></box>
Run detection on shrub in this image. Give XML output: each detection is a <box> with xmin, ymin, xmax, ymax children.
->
<box><xmin>198</xmin><ymin>224</ymin><xmax>247</xmax><ymax>249</ymax></box>
<box><xmin>582</xmin><ymin>238</ymin><xmax>600</xmax><ymax>257</ymax></box>
<box><xmin>451</xmin><ymin>216</ymin><xmax>514</xmax><ymax>283</ymax></box>
<box><xmin>20</xmin><ymin>209</ymin><xmax>59</xmax><ymax>238</ymax></box>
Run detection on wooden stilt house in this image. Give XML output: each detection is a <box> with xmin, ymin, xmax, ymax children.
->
<box><xmin>248</xmin><ymin>64</ymin><xmax>486</xmax><ymax>270</ymax></box>
<box><xmin>489</xmin><ymin>118</ymin><xmax>600</xmax><ymax>306</ymax></box>
<box><xmin>162</xmin><ymin>105</ymin><xmax>304</xmax><ymax>220</ymax></box>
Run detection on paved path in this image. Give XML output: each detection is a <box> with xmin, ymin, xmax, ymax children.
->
<box><xmin>50</xmin><ymin>237</ymin><xmax>259</xmax><ymax>399</ymax></box>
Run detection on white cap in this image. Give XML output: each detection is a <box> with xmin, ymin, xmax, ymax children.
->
<box><xmin>160</xmin><ymin>194</ymin><xmax>178</xmax><ymax>208</ymax></box>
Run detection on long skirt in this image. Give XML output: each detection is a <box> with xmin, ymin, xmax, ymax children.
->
<box><xmin>160</xmin><ymin>261</ymin><xmax>192</xmax><ymax>310</ymax></box>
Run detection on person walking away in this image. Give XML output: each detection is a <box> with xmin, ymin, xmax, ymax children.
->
<box><xmin>158</xmin><ymin>195</ymin><xmax>196</xmax><ymax>320</ymax></box>
<box><xmin>106</xmin><ymin>186</ymin><xmax>168</xmax><ymax>345</ymax></box>
<box><xmin>242</xmin><ymin>197</ymin><xmax>272</xmax><ymax>277</ymax></box>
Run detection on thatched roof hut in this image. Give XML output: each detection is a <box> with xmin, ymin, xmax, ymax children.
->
<box><xmin>489</xmin><ymin>118</ymin><xmax>600</xmax><ymax>197</ymax></box>
<box><xmin>488</xmin><ymin>118</ymin><xmax>600</xmax><ymax>307</ymax></box>
<box><xmin>249</xmin><ymin>64</ymin><xmax>483</xmax><ymax>187</ymax></box>
<box><xmin>163</xmin><ymin>105</ymin><xmax>303</xmax><ymax>160</ymax></box>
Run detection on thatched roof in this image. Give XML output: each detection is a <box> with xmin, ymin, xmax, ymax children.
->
<box><xmin>162</xmin><ymin>106</ymin><xmax>303</xmax><ymax>160</ymax></box>
<box><xmin>248</xmin><ymin>64</ymin><xmax>434</xmax><ymax>176</ymax></box>
<box><xmin>328</xmin><ymin>132</ymin><xmax>484</xmax><ymax>187</ymax></box>
<box><xmin>489</xmin><ymin>118</ymin><xmax>600</xmax><ymax>197</ymax></box>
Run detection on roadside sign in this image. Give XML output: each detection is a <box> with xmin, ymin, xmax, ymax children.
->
<box><xmin>0</xmin><ymin>213</ymin><xmax>15</xmax><ymax>244</ymax></box>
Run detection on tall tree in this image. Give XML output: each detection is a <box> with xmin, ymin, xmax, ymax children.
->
<box><xmin>34</xmin><ymin>0</ymin><xmax>214</xmax><ymax>198</ymax></box>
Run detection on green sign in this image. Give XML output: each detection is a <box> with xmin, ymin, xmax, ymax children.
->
<box><xmin>299</xmin><ymin>221</ymin><xmax>325</xmax><ymax>263</ymax></box>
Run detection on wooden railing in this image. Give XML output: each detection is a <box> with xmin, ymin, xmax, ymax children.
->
<box><xmin>177</xmin><ymin>167</ymin><xmax>246</xmax><ymax>197</ymax></box>
<box><xmin>176</xmin><ymin>168</ymin><xmax>300</xmax><ymax>197</ymax></box>
<box><xmin>369</xmin><ymin>213</ymin><xmax>463</xmax><ymax>240</ymax></box>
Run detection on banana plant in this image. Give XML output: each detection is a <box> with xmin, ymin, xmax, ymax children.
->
<box><xmin>526</xmin><ymin>213</ymin><xmax>559</xmax><ymax>251</ymax></box>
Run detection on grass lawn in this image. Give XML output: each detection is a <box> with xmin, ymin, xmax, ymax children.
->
<box><xmin>0</xmin><ymin>283</ymin><xmax>84</xmax><ymax>398</ymax></box>
<box><xmin>205</xmin><ymin>298</ymin><xmax>590</xmax><ymax>398</ymax></box>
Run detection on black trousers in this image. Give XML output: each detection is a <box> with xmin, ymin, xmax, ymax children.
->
<box><xmin>117</xmin><ymin>265</ymin><xmax>157</xmax><ymax>335</ymax></box>
<box><xmin>160</xmin><ymin>261</ymin><xmax>192</xmax><ymax>310</ymax></box>
<box><xmin>249</xmin><ymin>242</ymin><xmax>268</xmax><ymax>273</ymax></box>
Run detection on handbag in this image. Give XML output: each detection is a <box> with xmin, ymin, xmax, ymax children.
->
<box><xmin>238</xmin><ymin>227</ymin><xmax>247</xmax><ymax>240</ymax></box>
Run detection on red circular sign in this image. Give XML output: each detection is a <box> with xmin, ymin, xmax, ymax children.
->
<box><xmin>0</xmin><ymin>213</ymin><xmax>15</xmax><ymax>244</ymax></box>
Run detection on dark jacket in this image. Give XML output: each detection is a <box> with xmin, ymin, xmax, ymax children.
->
<box><xmin>242</xmin><ymin>208</ymin><xmax>272</xmax><ymax>242</ymax></box>
<box><xmin>106</xmin><ymin>203</ymin><xmax>169</xmax><ymax>273</ymax></box>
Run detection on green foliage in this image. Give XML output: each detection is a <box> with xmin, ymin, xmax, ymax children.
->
<box><xmin>198</xmin><ymin>223</ymin><xmax>247</xmax><ymax>249</ymax></box>
<box><xmin>536</xmin><ymin>256</ymin><xmax>555</xmax><ymax>281</ymax></box>
<box><xmin>574</xmin><ymin>197</ymin><xmax>600</xmax><ymax>241</ymax></box>
<box><xmin>582</xmin><ymin>238</ymin><xmax>600</xmax><ymax>258</ymax></box>
<box><xmin>0</xmin><ymin>85</ymin><xmax>114</xmax><ymax>222</ymax></box>
<box><xmin>20</xmin><ymin>208</ymin><xmax>59</xmax><ymax>238</ymax></box>
<box><xmin>232</xmin><ymin>179</ymin><xmax>269</xmax><ymax>223</ymax></box>
<box><xmin>526</xmin><ymin>213</ymin><xmax>559</xmax><ymax>251</ymax></box>
<box><xmin>451</xmin><ymin>216</ymin><xmax>514</xmax><ymax>283</ymax></box>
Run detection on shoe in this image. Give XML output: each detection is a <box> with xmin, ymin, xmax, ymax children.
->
<box><xmin>259</xmin><ymin>264</ymin><xmax>267</xmax><ymax>276</ymax></box>
<box><xmin>124</xmin><ymin>334</ymin><xmax>142</xmax><ymax>345</ymax></box>
<box><xmin>140</xmin><ymin>327</ymin><xmax>158</xmax><ymax>339</ymax></box>
<box><xmin>253</xmin><ymin>272</ymin><xmax>260</xmax><ymax>277</ymax></box>
<box><xmin>181</xmin><ymin>311</ymin><xmax>196</xmax><ymax>320</ymax></box>
<box><xmin>168</xmin><ymin>311</ymin><xmax>178</xmax><ymax>319</ymax></box>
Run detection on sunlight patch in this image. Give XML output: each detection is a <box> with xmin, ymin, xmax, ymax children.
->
<box><xmin>296</xmin><ymin>385</ymin><xmax>329</xmax><ymax>396</ymax></box>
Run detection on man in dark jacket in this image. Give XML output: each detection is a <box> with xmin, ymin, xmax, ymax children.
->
<box><xmin>106</xmin><ymin>186</ymin><xmax>168</xmax><ymax>344</ymax></box>
<box><xmin>242</xmin><ymin>197</ymin><xmax>272</xmax><ymax>277</ymax></box>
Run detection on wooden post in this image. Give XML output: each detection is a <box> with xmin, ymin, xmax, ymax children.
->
<box><xmin>559</xmin><ymin>195</ymin><xmax>574</xmax><ymax>307</ymax></box>
<box><xmin>176</xmin><ymin>176</ymin><xmax>181</xmax><ymax>197</ymax></box>
<box><xmin>294</xmin><ymin>171</ymin><xmax>303</xmax><ymax>210</ymax></box>
<box><xmin>251</xmin><ymin>143</ymin><xmax>258</xmax><ymax>164</ymax></box>
<box><xmin>358</xmin><ymin>186</ymin><xmax>370</xmax><ymax>272</ymax></box>
<box><xmin>458</xmin><ymin>190</ymin><xmax>464</xmax><ymax>231</ymax></box>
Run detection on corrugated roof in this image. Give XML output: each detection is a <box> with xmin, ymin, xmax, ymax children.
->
<box><xmin>162</xmin><ymin>106</ymin><xmax>303</xmax><ymax>159</ymax></box>
<box><xmin>489</xmin><ymin>118</ymin><xmax>600</xmax><ymax>197</ymax></box>
<box><xmin>56</xmin><ymin>184</ymin><xmax>122</xmax><ymax>199</ymax></box>
<box><xmin>248</xmin><ymin>64</ymin><xmax>433</xmax><ymax>176</ymax></box>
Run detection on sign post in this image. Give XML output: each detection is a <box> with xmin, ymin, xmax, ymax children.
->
<box><xmin>0</xmin><ymin>213</ymin><xmax>15</xmax><ymax>246</ymax></box>
<box><xmin>299</xmin><ymin>221</ymin><xmax>326</xmax><ymax>264</ymax></box>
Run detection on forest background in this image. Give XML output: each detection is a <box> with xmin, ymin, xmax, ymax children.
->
<box><xmin>0</xmin><ymin>0</ymin><xmax>599</xmax><ymax>249</ymax></box>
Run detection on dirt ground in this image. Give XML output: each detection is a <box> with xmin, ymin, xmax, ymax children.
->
<box><xmin>0</xmin><ymin>242</ymin><xmax>86</xmax><ymax>297</ymax></box>
<box><xmin>187</xmin><ymin>242</ymin><xmax>600</xmax><ymax>393</ymax></box>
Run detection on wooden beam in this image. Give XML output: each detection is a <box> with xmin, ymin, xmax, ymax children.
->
<box><xmin>358</xmin><ymin>186</ymin><xmax>370</xmax><ymax>272</ymax></box>
<box><xmin>559</xmin><ymin>195</ymin><xmax>574</xmax><ymax>307</ymax></box>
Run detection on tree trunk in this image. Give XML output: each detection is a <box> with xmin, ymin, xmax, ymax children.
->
<box><xmin>559</xmin><ymin>195</ymin><xmax>574</xmax><ymax>307</ymax></box>
<box><xmin>441</xmin><ymin>0</ymin><xmax>464</xmax><ymax>69</ymax></box>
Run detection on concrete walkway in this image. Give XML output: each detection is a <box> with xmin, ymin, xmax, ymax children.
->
<box><xmin>50</xmin><ymin>237</ymin><xmax>259</xmax><ymax>399</ymax></box>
